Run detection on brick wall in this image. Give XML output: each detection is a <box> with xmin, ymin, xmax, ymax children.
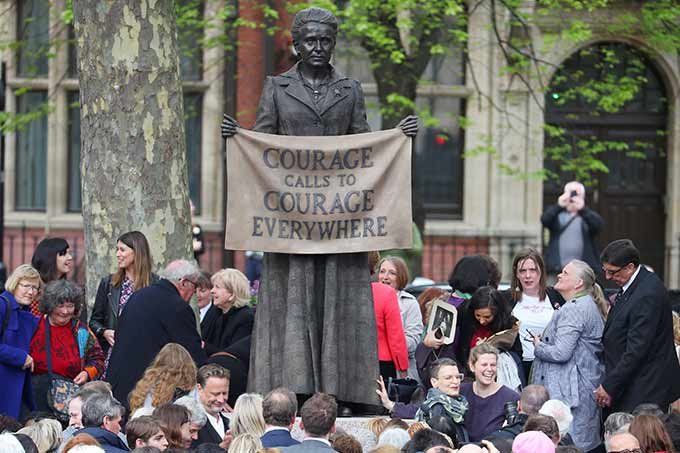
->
<box><xmin>421</xmin><ymin>236</ymin><xmax>490</xmax><ymax>282</ymax></box>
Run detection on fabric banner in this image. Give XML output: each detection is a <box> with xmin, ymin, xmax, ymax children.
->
<box><xmin>224</xmin><ymin>128</ymin><xmax>413</xmax><ymax>254</ymax></box>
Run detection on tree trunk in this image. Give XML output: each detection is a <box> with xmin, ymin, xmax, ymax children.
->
<box><xmin>73</xmin><ymin>0</ymin><xmax>193</xmax><ymax>310</ymax></box>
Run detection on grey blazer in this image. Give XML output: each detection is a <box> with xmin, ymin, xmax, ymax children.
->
<box><xmin>282</xmin><ymin>439</ymin><xmax>337</xmax><ymax>453</ymax></box>
<box><xmin>531</xmin><ymin>293</ymin><xmax>604</xmax><ymax>451</ymax></box>
<box><xmin>532</xmin><ymin>294</ymin><xmax>604</xmax><ymax>406</ymax></box>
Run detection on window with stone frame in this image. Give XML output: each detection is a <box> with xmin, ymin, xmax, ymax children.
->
<box><xmin>178</xmin><ymin>0</ymin><xmax>206</xmax><ymax>214</ymax></box>
<box><xmin>333</xmin><ymin>41</ymin><xmax>466</xmax><ymax>219</ymax></box>
<box><xmin>64</xmin><ymin>1</ymin><xmax>208</xmax><ymax>214</ymax></box>
<box><xmin>14</xmin><ymin>0</ymin><xmax>50</xmax><ymax>211</ymax></box>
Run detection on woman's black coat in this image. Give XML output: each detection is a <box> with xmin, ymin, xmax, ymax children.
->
<box><xmin>203</xmin><ymin>305</ymin><xmax>254</xmax><ymax>357</ymax></box>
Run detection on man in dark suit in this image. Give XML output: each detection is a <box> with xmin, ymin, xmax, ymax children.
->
<box><xmin>107</xmin><ymin>260</ymin><xmax>207</xmax><ymax>407</ymax></box>
<box><xmin>282</xmin><ymin>393</ymin><xmax>337</xmax><ymax>453</ymax></box>
<box><xmin>261</xmin><ymin>387</ymin><xmax>300</xmax><ymax>448</ymax></box>
<box><xmin>193</xmin><ymin>363</ymin><xmax>231</xmax><ymax>449</ymax></box>
<box><xmin>196</xmin><ymin>270</ymin><xmax>220</xmax><ymax>336</ymax></box>
<box><xmin>595</xmin><ymin>239</ymin><xmax>680</xmax><ymax>413</ymax></box>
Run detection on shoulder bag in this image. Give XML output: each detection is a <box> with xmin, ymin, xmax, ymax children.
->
<box><xmin>45</xmin><ymin>319</ymin><xmax>80</xmax><ymax>423</ymax></box>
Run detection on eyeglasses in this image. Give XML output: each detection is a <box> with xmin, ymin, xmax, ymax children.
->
<box><xmin>182</xmin><ymin>278</ymin><xmax>197</xmax><ymax>290</ymax></box>
<box><xmin>609</xmin><ymin>449</ymin><xmax>642</xmax><ymax>453</ymax></box>
<box><xmin>18</xmin><ymin>282</ymin><xmax>40</xmax><ymax>293</ymax></box>
<box><xmin>602</xmin><ymin>264</ymin><xmax>629</xmax><ymax>277</ymax></box>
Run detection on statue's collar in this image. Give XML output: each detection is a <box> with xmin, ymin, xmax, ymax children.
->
<box><xmin>280</xmin><ymin>62</ymin><xmax>348</xmax><ymax>85</ymax></box>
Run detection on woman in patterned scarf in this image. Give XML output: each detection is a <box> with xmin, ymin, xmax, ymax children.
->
<box><xmin>415</xmin><ymin>358</ymin><xmax>469</xmax><ymax>447</ymax></box>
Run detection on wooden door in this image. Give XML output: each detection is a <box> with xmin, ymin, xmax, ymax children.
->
<box><xmin>543</xmin><ymin>43</ymin><xmax>668</xmax><ymax>279</ymax></box>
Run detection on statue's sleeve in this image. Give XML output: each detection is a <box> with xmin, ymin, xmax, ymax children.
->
<box><xmin>349</xmin><ymin>80</ymin><xmax>371</xmax><ymax>134</ymax></box>
<box><xmin>253</xmin><ymin>76</ymin><xmax>279</xmax><ymax>134</ymax></box>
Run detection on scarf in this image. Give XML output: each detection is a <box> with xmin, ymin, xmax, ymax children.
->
<box><xmin>415</xmin><ymin>388</ymin><xmax>469</xmax><ymax>424</ymax></box>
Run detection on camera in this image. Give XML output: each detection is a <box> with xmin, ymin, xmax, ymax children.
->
<box><xmin>504</xmin><ymin>401</ymin><xmax>519</xmax><ymax>425</ymax></box>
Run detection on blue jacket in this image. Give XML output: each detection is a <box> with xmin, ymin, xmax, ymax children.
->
<box><xmin>77</xmin><ymin>427</ymin><xmax>129</xmax><ymax>452</ymax></box>
<box><xmin>0</xmin><ymin>291</ymin><xmax>39</xmax><ymax>417</ymax></box>
<box><xmin>261</xmin><ymin>428</ymin><xmax>300</xmax><ymax>448</ymax></box>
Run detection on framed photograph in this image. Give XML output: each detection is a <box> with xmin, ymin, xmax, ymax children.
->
<box><xmin>427</xmin><ymin>300</ymin><xmax>458</xmax><ymax>345</ymax></box>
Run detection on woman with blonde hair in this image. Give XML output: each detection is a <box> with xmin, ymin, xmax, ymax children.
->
<box><xmin>128</xmin><ymin>343</ymin><xmax>197</xmax><ymax>414</ymax></box>
<box><xmin>0</xmin><ymin>264</ymin><xmax>42</xmax><ymax>418</ymax></box>
<box><xmin>230</xmin><ymin>433</ymin><xmax>264</xmax><ymax>453</ymax></box>
<box><xmin>460</xmin><ymin>343</ymin><xmax>520</xmax><ymax>441</ymax></box>
<box><xmin>17</xmin><ymin>418</ymin><xmax>62</xmax><ymax>453</ymax></box>
<box><xmin>531</xmin><ymin>259</ymin><xmax>606</xmax><ymax>452</ymax></box>
<box><xmin>230</xmin><ymin>393</ymin><xmax>266</xmax><ymax>437</ymax></box>
<box><xmin>203</xmin><ymin>268</ymin><xmax>254</xmax><ymax>355</ymax></box>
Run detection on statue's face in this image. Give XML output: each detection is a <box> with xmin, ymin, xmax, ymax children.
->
<box><xmin>295</xmin><ymin>22</ymin><xmax>336</xmax><ymax>68</ymax></box>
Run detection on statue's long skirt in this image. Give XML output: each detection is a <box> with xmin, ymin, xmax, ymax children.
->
<box><xmin>248</xmin><ymin>252</ymin><xmax>380</xmax><ymax>404</ymax></box>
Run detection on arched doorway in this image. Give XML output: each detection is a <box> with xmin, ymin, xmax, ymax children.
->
<box><xmin>543</xmin><ymin>42</ymin><xmax>669</xmax><ymax>278</ymax></box>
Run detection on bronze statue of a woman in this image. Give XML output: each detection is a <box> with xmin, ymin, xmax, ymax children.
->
<box><xmin>222</xmin><ymin>7</ymin><xmax>417</xmax><ymax>406</ymax></box>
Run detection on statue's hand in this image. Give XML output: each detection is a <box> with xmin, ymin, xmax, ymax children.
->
<box><xmin>397</xmin><ymin>115</ymin><xmax>418</xmax><ymax>137</ymax></box>
<box><xmin>221</xmin><ymin>114</ymin><xmax>240</xmax><ymax>138</ymax></box>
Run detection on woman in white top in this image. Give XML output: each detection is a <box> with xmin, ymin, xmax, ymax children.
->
<box><xmin>377</xmin><ymin>256</ymin><xmax>424</xmax><ymax>382</ymax></box>
<box><xmin>508</xmin><ymin>248</ymin><xmax>564</xmax><ymax>380</ymax></box>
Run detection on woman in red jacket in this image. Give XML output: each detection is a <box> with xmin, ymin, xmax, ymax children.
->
<box><xmin>372</xmin><ymin>282</ymin><xmax>409</xmax><ymax>380</ymax></box>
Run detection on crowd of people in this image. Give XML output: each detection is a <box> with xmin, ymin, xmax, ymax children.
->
<box><xmin>2</xmin><ymin>0</ymin><xmax>675</xmax><ymax>450</ymax></box>
<box><xmin>0</xmin><ymin>227</ymin><xmax>679</xmax><ymax>453</ymax></box>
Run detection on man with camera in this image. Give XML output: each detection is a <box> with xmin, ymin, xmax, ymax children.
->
<box><xmin>484</xmin><ymin>385</ymin><xmax>550</xmax><ymax>441</ymax></box>
<box><xmin>541</xmin><ymin>181</ymin><xmax>604</xmax><ymax>281</ymax></box>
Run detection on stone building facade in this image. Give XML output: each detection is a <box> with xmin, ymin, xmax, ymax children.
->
<box><xmin>2</xmin><ymin>0</ymin><xmax>678</xmax><ymax>286</ymax></box>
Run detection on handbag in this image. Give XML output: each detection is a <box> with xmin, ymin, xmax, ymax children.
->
<box><xmin>387</xmin><ymin>376</ymin><xmax>419</xmax><ymax>404</ymax></box>
<box><xmin>45</xmin><ymin>319</ymin><xmax>80</xmax><ymax>423</ymax></box>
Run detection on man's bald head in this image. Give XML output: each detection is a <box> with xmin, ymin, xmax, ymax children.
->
<box><xmin>519</xmin><ymin>384</ymin><xmax>550</xmax><ymax>415</ymax></box>
<box><xmin>520</xmin><ymin>385</ymin><xmax>550</xmax><ymax>415</ymax></box>
<box><xmin>606</xmin><ymin>432</ymin><xmax>640</xmax><ymax>453</ymax></box>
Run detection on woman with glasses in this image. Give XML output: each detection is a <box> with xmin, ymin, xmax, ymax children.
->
<box><xmin>414</xmin><ymin>358</ymin><xmax>469</xmax><ymax>447</ymax></box>
<box><xmin>30</xmin><ymin>280</ymin><xmax>105</xmax><ymax>414</ymax></box>
<box><xmin>0</xmin><ymin>264</ymin><xmax>42</xmax><ymax>418</ymax></box>
<box><xmin>531</xmin><ymin>259</ymin><xmax>607</xmax><ymax>452</ymax></box>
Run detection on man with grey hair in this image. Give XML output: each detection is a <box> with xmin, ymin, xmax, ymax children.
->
<box><xmin>603</xmin><ymin>412</ymin><xmax>634</xmax><ymax>441</ymax></box>
<box><xmin>59</xmin><ymin>382</ymin><xmax>115</xmax><ymax>451</ymax></box>
<box><xmin>174</xmin><ymin>395</ymin><xmax>208</xmax><ymax>438</ymax></box>
<box><xmin>107</xmin><ymin>259</ymin><xmax>207</xmax><ymax>408</ymax></box>
<box><xmin>261</xmin><ymin>387</ymin><xmax>300</xmax><ymax>448</ymax></box>
<box><xmin>77</xmin><ymin>393</ymin><xmax>129</xmax><ymax>452</ymax></box>
<box><xmin>539</xmin><ymin>400</ymin><xmax>574</xmax><ymax>445</ymax></box>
